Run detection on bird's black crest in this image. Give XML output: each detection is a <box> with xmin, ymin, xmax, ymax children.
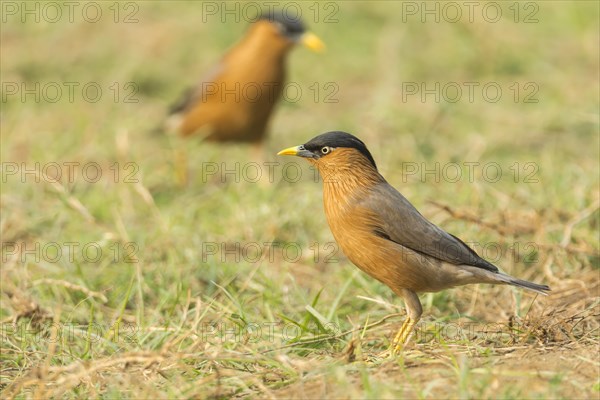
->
<box><xmin>258</xmin><ymin>9</ymin><xmax>306</xmax><ymax>36</ymax></box>
<box><xmin>303</xmin><ymin>131</ymin><xmax>378</xmax><ymax>169</ymax></box>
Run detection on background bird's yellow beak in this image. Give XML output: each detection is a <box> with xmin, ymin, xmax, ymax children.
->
<box><xmin>300</xmin><ymin>32</ymin><xmax>325</xmax><ymax>52</ymax></box>
<box><xmin>277</xmin><ymin>145</ymin><xmax>302</xmax><ymax>156</ymax></box>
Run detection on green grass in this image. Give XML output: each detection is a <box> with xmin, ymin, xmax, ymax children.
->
<box><xmin>2</xmin><ymin>1</ymin><xmax>599</xmax><ymax>398</ymax></box>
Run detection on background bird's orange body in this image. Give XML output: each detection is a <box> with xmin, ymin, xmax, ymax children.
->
<box><xmin>169</xmin><ymin>21</ymin><xmax>293</xmax><ymax>143</ymax></box>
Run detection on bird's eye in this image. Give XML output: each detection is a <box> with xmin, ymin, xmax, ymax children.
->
<box><xmin>321</xmin><ymin>146</ymin><xmax>331</xmax><ymax>155</ymax></box>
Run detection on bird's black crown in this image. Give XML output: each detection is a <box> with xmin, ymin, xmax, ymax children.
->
<box><xmin>258</xmin><ymin>10</ymin><xmax>306</xmax><ymax>37</ymax></box>
<box><xmin>304</xmin><ymin>131</ymin><xmax>378</xmax><ymax>169</ymax></box>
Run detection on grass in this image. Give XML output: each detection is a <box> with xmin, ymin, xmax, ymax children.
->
<box><xmin>2</xmin><ymin>1</ymin><xmax>599</xmax><ymax>398</ymax></box>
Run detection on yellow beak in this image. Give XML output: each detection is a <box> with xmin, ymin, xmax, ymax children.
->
<box><xmin>277</xmin><ymin>145</ymin><xmax>302</xmax><ymax>156</ymax></box>
<box><xmin>300</xmin><ymin>32</ymin><xmax>325</xmax><ymax>52</ymax></box>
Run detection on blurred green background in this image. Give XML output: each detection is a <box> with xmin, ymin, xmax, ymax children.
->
<box><xmin>2</xmin><ymin>1</ymin><xmax>599</xmax><ymax>398</ymax></box>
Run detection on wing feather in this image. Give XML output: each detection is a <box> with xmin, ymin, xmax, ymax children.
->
<box><xmin>359</xmin><ymin>183</ymin><xmax>498</xmax><ymax>272</ymax></box>
<box><xmin>168</xmin><ymin>63</ymin><xmax>225</xmax><ymax>116</ymax></box>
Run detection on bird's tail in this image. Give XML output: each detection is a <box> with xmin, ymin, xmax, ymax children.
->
<box><xmin>148</xmin><ymin>114</ymin><xmax>181</xmax><ymax>137</ymax></box>
<box><xmin>498</xmin><ymin>274</ymin><xmax>551</xmax><ymax>295</ymax></box>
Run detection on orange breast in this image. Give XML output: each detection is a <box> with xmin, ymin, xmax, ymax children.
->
<box><xmin>323</xmin><ymin>190</ymin><xmax>451</xmax><ymax>294</ymax></box>
<box><xmin>178</xmin><ymin>21</ymin><xmax>290</xmax><ymax>142</ymax></box>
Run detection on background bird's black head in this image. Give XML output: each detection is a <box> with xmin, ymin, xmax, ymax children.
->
<box><xmin>258</xmin><ymin>10</ymin><xmax>306</xmax><ymax>39</ymax></box>
<box><xmin>303</xmin><ymin>131</ymin><xmax>378</xmax><ymax>169</ymax></box>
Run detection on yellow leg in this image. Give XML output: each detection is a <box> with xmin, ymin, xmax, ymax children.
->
<box><xmin>389</xmin><ymin>289</ymin><xmax>422</xmax><ymax>356</ymax></box>
<box><xmin>174</xmin><ymin>147</ymin><xmax>188</xmax><ymax>187</ymax></box>
<box><xmin>391</xmin><ymin>317</ymin><xmax>418</xmax><ymax>355</ymax></box>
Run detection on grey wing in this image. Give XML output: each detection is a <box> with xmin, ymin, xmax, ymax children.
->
<box><xmin>168</xmin><ymin>62</ymin><xmax>225</xmax><ymax>115</ymax></box>
<box><xmin>168</xmin><ymin>86</ymin><xmax>196</xmax><ymax>115</ymax></box>
<box><xmin>360</xmin><ymin>183</ymin><xmax>498</xmax><ymax>272</ymax></box>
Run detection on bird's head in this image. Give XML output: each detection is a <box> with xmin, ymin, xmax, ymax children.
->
<box><xmin>253</xmin><ymin>10</ymin><xmax>325</xmax><ymax>52</ymax></box>
<box><xmin>278</xmin><ymin>131</ymin><xmax>380</xmax><ymax>183</ymax></box>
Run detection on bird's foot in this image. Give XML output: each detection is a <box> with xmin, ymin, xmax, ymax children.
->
<box><xmin>362</xmin><ymin>347</ymin><xmax>397</xmax><ymax>365</ymax></box>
